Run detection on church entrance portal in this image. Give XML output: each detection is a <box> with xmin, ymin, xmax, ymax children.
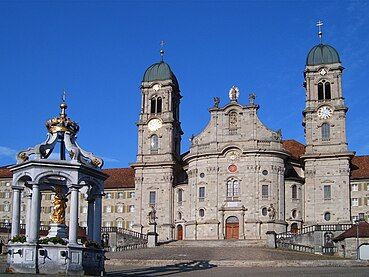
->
<box><xmin>225</xmin><ymin>216</ymin><xmax>239</xmax><ymax>239</ymax></box>
<box><xmin>177</xmin><ymin>225</ymin><xmax>183</xmax><ymax>240</ymax></box>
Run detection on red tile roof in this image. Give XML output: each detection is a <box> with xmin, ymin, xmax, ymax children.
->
<box><xmin>0</xmin><ymin>167</ymin><xmax>12</xmax><ymax>178</ymax></box>
<box><xmin>103</xmin><ymin>168</ymin><xmax>135</xmax><ymax>189</ymax></box>
<box><xmin>0</xmin><ymin>166</ymin><xmax>135</xmax><ymax>189</ymax></box>
<box><xmin>333</xmin><ymin>221</ymin><xmax>369</xmax><ymax>242</ymax></box>
<box><xmin>282</xmin><ymin>140</ymin><xmax>305</xmax><ymax>159</ymax></box>
<box><xmin>351</xmin><ymin>156</ymin><xmax>369</xmax><ymax>179</ymax></box>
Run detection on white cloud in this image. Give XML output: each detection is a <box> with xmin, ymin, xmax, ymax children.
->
<box><xmin>0</xmin><ymin>146</ymin><xmax>17</xmax><ymax>159</ymax></box>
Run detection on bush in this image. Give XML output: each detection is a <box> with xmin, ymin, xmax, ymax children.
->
<box><xmin>84</xmin><ymin>240</ymin><xmax>102</xmax><ymax>249</ymax></box>
<box><xmin>10</xmin><ymin>235</ymin><xmax>26</xmax><ymax>243</ymax></box>
<box><xmin>38</xmin><ymin>236</ymin><xmax>67</xmax><ymax>245</ymax></box>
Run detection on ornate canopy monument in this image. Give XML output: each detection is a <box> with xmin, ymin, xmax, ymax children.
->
<box><xmin>7</xmin><ymin>96</ymin><xmax>107</xmax><ymax>275</ymax></box>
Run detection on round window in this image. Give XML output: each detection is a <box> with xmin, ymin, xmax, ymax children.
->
<box><xmin>200</xmin><ymin>173</ymin><xmax>205</xmax><ymax>178</ymax></box>
<box><xmin>262</xmin><ymin>207</ymin><xmax>268</xmax><ymax>216</ymax></box>
<box><xmin>199</xmin><ymin>208</ymin><xmax>205</xmax><ymax>217</ymax></box>
<box><xmin>228</xmin><ymin>164</ymin><xmax>237</xmax><ymax>173</ymax></box>
<box><xmin>262</xmin><ymin>170</ymin><xmax>268</xmax><ymax>176</ymax></box>
<box><xmin>324</xmin><ymin>212</ymin><xmax>331</xmax><ymax>221</ymax></box>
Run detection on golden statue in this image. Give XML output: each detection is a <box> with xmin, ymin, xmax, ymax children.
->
<box><xmin>50</xmin><ymin>187</ymin><xmax>67</xmax><ymax>224</ymax></box>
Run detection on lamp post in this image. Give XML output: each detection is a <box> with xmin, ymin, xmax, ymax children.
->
<box><xmin>356</xmin><ymin>219</ymin><xmax>360</xmax><ymax>260</ymax></box>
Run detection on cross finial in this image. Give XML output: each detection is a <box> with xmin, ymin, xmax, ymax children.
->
<box><xmin>62</xmin><ymin>90</ymin><xmax>67</xmax><ymax>103</ymax></box>
<box><xmin>160</xmin><ymin>40</ymin><xmax>165</xmax><ymax>61</ymax></box>
<box><xmin>316</xmin><ymin>20</ymin><xmax>323</xmax><ymax>44</ymax></box>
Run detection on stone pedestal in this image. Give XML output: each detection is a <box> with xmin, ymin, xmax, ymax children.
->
<box><xmin>266</xmin><ymin>231</ymin><xmax>277</xmax><ymax>248</ymax></box>
<box><xmin>147</xmin><ymin>223</ymin><xmax>158</xmax><ymax>248</ymax></box>
<box><xmin>47</xmin><ymin>223</ymin><xmax>68</xmax><ymax>239</ymax></box>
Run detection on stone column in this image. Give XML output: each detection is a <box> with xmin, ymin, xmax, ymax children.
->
<box><xmin>25</xmin><ymin>191</ymin><xmax>32</xmax><ymax>239</ymax></box>
<box><xmin>28</xmin><ymin>184</ymin><xmax>41</xmax><ymax>243</ymax></box>
<box><xmin>93</xmin><ymin>194</ymin><xmax>102</xmax><ymax>243</ymax></box>
<box><xmin>10</xmin><ymin>187</ymin><xmax>22</xmax><ymax>238</ymax></box>
<box><xmin>68</xmin><ymin>187</ymin><xmax>79</xmax><ymax>245</ymax></box>
<box><xmin>87</xmin><ymin>199</ymin><xmax>95</xmax><ymax>240</ymax></box>
<box><xmin>220</xmin><ymin>210</ymin><xmax>225</xmax><ymax>239</ymax></box>
<box><xmin>241</xmin><ymin>211</ymin><xmax>245</xmax><ymax>239</ymax></box>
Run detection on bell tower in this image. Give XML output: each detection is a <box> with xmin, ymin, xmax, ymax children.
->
<box><xmin>302</xmin><ymin>22</ymin><xmax>354</xmax><ymax>225</ymax></box>
<box><xmin>132</xmin><ymin>48</ymin><xmax>182</xmax><ymax>241</ymax></box>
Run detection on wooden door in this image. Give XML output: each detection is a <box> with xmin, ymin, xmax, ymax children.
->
<box><xmin>177</xmin><ymin>225</ymin><xmax>183</xmax><ymax>240</ymax></box>
<box><xmin>225</xmin><ymin>216</ymin><xmax>239</xmax><ymax>239</ymax></box>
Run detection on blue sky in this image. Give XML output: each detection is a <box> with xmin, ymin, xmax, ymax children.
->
<box><xmin>0</xmin><ymin>1</ymin><xmax>368</xmax><ymax>168</ymax></box>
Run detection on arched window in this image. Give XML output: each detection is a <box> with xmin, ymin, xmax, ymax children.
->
<box><xmin>178</xmin><ymin>212</ymin><xmax>182</xmax><ymax>220</ymax></box>
<box><xmin>157</xmin><ymin>97</ymin><xmax>162</xmax><ymax>113</ymax></box>
<box><xmin>178</xmin><ymin>189</ymin><xmax>183</xmax><ymax>203</ymax></box>
<box><xmin>150</xmin><ymin>98</ymin><xmax>156</xmax><ymax>114</ymax></box>
<box><xmin>150</xmin><ymin>135</ymin><xmax>158</xmax><ymax>152</ymax></box>
<box><xmin>322</xmin><ymin>123</ymin><xmax>330</xmax><ymax>141</ymax></box>
<box><xmin>150</xmin><ymin>96</ymin><xmax>162</xmax><ymax>114</ymax></box>
<box><xmin>318</xmin><ymin>83</ymin><xmax>324</xmax><ymax>100</ymax></box>
<box><xmin>291</xmin><ymin>185</ymin><xmax>297</xmax><ymax>199</ymax></box>
<box><xmin>317</xmin><ymin>81</ymin><xmax>332</xmax><ymax>101</ymax></box>
<box><xmin>227</xmin><ymin>178</ymin><xmax>240</xmax><ymax>198</ymax></box>
<box><xmin>325</xmin><ymin>83</ymin><xmax>331</xmax><ymax>99</ymax></box>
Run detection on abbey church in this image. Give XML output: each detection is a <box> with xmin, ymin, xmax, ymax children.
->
<box><xmin>131</xmin><ymin>35</ymin><xmax>369</xmax><ymax>242</ymax></box>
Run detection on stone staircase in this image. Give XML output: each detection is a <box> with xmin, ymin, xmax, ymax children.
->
<box><xmin>275</xmin><ymin>224</ymin><xmax>352</xmax><ymax>254</ymax></box>
<box><xmin>101</xmin><ymin>227</ymin><xmax>148</xmax><ymax>251</ymax></box>
<box><xmin>162</xmin><ymin>239</ymin><xmax>266</xmax><ymax>248</ymax></box>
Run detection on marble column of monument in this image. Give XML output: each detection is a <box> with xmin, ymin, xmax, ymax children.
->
<box><xmin>28</xmin><ymin>183</ymin><xmax>41</xmax><ymax>243</ymax></box>
<box><xmin>68</xmin><ymin>186</ymin><xmax>80</xmax><ymax>245</ymax></box>
<box><xmin>93</xmin><ymin>194</ymin><xmax>102</xmax><ymax>243</ymax></box>
<box><xmin>25</xmin><ymin>191</ymin><xmax>32</xmax><ymax>239</ymax></box>
<box><xmin>87</xmin><ymin>198</ymin><xmax>95</xmax><ymax>240</ymax></box>
<box><xmin>10</xmin><ymin>186</ymin><xmax>22</xmax><ymax>238</ymax></box>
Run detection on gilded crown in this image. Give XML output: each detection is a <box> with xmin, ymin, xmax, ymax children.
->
<box><xmin>46</xmin><ymin>102</ymin><xmax>80</xmax><ymax>134</ymax></box>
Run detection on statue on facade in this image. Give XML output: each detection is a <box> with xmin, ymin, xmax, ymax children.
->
<box><xmin>213</xmin><ymin>97</ymin><xmax>220</xmax><ymax>108</ymax></box>
<box><xmin>229</xmin><ymin>86</ymin><xmax>240</xmax><ymax>102</ymax></box>
<box><xmin>248</xmin><ymin>93</ymin><xmax>256</xmax><ymax>105</ymax></box>
<box><xmin>148</xmin><ymin>206</ymin><xmax>157</xmax><ymax>224</ymax></box>
<box><xmin>267</xmin><ymin>204</ymin><xmax>276</xmax><ymax>220</ymax></box>
<box><xmin>50</xmin><ymin>187</ymin><xmax>67</xmax><ymax>224</ymax></box>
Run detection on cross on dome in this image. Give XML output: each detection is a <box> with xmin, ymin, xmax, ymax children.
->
<box><xmin>316</xmin><ymin>20</ymin><xmax>323</xmax><ymax>44</ymax></box>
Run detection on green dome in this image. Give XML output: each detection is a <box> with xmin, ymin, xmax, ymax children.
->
<box><xmin>306</xmin><ymin>44</ymin><xmax>341</xmax><ymax>66</ymax></box>
<box><xmin>143</xmin><ymin>61</ymin><xmax>178</xmax><ymax>87</ymax></box>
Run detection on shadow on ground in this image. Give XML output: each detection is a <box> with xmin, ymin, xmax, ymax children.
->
<box><xmin>106</xmin><ymin>260</ymin><xmax>216</xmax><ymax>276</ymax></box>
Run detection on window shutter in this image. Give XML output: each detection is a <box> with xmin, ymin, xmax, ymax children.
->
<box><xmin>359</xmin><ymin>183</ymin><xmax>363</xmax><ymax>191</ymax></box>
<box><xmin>359</xmin><ymin>198</ymin><xmax>363</xmax><ymax>206</ymax></box>
<box><xmin>0</xmin><ymin>205</ymin><xmax>3</xmax><ymax>212</ymax></box>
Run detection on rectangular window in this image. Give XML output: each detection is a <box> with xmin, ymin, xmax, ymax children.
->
<box><xmin>117</xmin><ymin>192</ymin><xmax>124</xmax><ymax>199</ymax></box>
<box><xmin>178</xmin><ymin>189</ymin><xmax>183</xmax><ymax>203</ymax></box>
<box><xmin>351</xmin><ymin>184</ymin><xmax>358</xmax><ymax>191</ymax></box>
<box><xmin>262</xmin><ymin>185</ymin><xmax>269</xmax><ymax>199</ymax></box>
<box><xmin>352</xmin><ymin>215</ymin><xmax>359</xmax><ymax>223</ymax></box>
<box><xmin>199</xmin><ymin>187</ymin><xmax>205</xmax><ymax>201</ymax></box>
<box><xmin>352</xmin><ymin>198</ymin><xmax>359</xmax><ymax>206</ymax></box>
<box><xmin>149</xmin><ymin>191</ymin><xmax>156</xmax><ymax>205</ymax></box>
<box><xmin>323</xmin><ymin>185</ymin><xmax>331</xmax><ymax>200</ymax></box>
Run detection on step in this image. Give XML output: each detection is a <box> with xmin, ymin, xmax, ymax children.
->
<box><xmin>161</xmin><ymin>239</ymin><xmax>266</xmax><ymax>248</ymax></box>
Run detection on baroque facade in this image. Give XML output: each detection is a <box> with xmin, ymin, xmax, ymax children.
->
<box><xmin>131</xmin><ymin>39</ymin><xmax>369</xmax><ymax>242</ymax></box>
<box><xmin>1</xmin><ymin>34</ymin><xmax>369</xmax><ymax>244</ymax></box>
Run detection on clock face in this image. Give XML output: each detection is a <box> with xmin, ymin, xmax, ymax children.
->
<box><xmin>148</xmin><ymin>118</ymin><xmax>162</xmax><ymax>131</ymax></box>
<box><xmin>317</xmin><ymin>106</ymin><xmax>333</xmax><ymax>119</ymax></box>
<box><xmin>152</xmin><ymin>84</ymin><xmax>161</xmax><ymax>91</ymax></box>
